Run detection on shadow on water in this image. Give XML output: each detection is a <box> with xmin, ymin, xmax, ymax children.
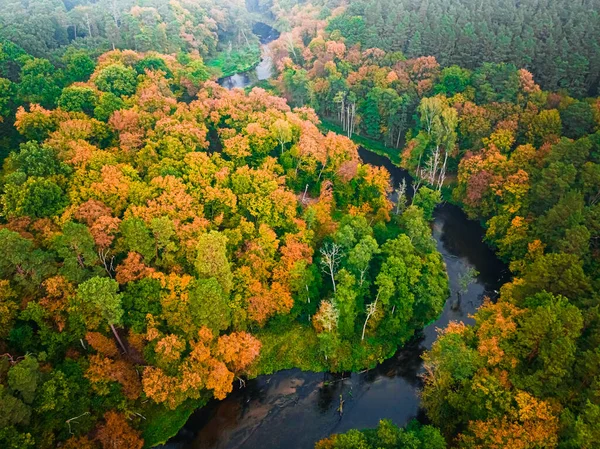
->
<box><xmin>160</xmin><ymin>149</ymin><xmax>510</xmax><ymax>449</ymax></box>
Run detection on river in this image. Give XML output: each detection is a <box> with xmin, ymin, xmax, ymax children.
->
<box><xmin>160</xmin><ymin>23</ymin><xmax>510</xmax><ymax>449</ymax></box>
<box><xmin>219</xmin><ymin>23</ymin><xmax>280</xmax><ymax>90</ymax></box>
<box><xmin>161</xmin><ymin>150</ymin><xmax>509</xmax><ymax>449</ymax></box>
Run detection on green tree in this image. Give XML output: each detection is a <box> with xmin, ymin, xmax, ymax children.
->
<box><xmin>413</xmin><ymin>186</ymin><xmax>442</xmax><ymax>221</ymax></box>
<box><xmin>120</xmin><ymin>217</ymin><xmax>155</xmax><ymax>262</ymax></box>
<box><xmin>334</xmin><ymin>269</ymin><xmax>358</xmax><ymax>338</ymax></box>
<box><xmin>94</xmin><ymin>63</ymin><xmax>138</xmax><ymax>97</ymax></box>
<box><xmin>435</xmin><ymin>65</ymin><xmax>472</xmax><ymax>96</ymax></box>
<box><xmin>2</xmin><ymin>177</ymin><xmax>66</xmax><ymax>218</ymax></box>
<box><xmin>0</xmin><ymin>229</ymin><xmax>56</xmax><ymax>293</ymax></box>
<box><xmin>7</xmin><ymin>356</ymin><xmax>40</xmax><ymax>405</ymax></box>
<box><xmin>194</xmin><ymin>231</ymin><xmax>233</xmax><ymax>294</ymax></box>
<box><xmin>93</xmin><ymin>92</ymin><xmax>124</xmax><ymax>121</ymax></box>
<box><xmin>58</xmin><ymin>85</ymin><xmax>97</xmax><ymax>115</ymax></box>
<box><xmin>18</xmin><ymin>58</ymin><xmax>62</xmax><ymax>107</ymax></box>
<box><xmin>62</xmin><ymin>48</ymin><xmax>95</xmax><ymax>84</ymax></box>
<box><xmin>73</xmin><ymin>276</ymin><xmax>126</xmax><ymax>352</ymax></box>
<box><xmin>560</xmin><ymin>101</ymin><xmax>596</xmax><ymax>139</ymax></box>
<box><xmin>0</xmin><ymin>77</ymin><xmax>14</xmax><ymax>121</ymax></box>
<box><xmin>53</xmin><ymin>222</ymin><xmax>100</xmax><ymax>282</ymax></box>
<box><xmin>0</xmin><ymin>385</ymin><xmax>31</xmax><ymax>428</ymax></box>
<box><xmin>10</xmin><ymin>141</ymin><xmax>66</xmax><ymax>177</ymax></box>
<box><xmin>347</xmin><ymin>235</ymin><xmax>379</xmax><ymax>287</ymax></box>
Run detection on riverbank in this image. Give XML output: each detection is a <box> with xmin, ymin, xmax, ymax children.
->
<box><xmin>319</xmin><ymin>119</ymin><xmax>457</xmax><ymax>201</ymax></box>
<box><xmin>206</xmin><ymin>44</ymin><xmax>262</xmax><ymax>79</ymax></box>
<box><xmin>319</xmin><ymin>119</ymin><xmax>402</xmax><ymax>165</ymax></box>
<box><xmin>157</xmin><ymin>147</ymin><xmax>509</xmax><ymax>449</ymax></box>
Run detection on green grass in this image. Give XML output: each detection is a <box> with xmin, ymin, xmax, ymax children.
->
<box><xmin>141</xmin><ymin>397</ymin><xmax>207</xmax><ymax>448</ymax></box>
<box><xmin>206</xmin><ymin>44</ymin><xmax>262</xmax><ymax>79</ymax></box>
<box><xmin>319</xmin><ymin>119</ymin><xmax>402</xmax><ymax>165</ymax></box>
<box><xmin>250</xmin><ymin>323</ymin><xmax>327</xmax><ymax>376</ymax></box>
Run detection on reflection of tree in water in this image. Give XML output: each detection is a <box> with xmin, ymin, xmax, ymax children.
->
<box><xmin>359</xmin><ymin>336</ymin><xmax>427</xmax><ymax>388</ymax></box>
<box><xmin>314</xmin><ymin>335</ymin><xmax>430</xmax><ymax>417</ymax></box>
<box><xmin>239</xmin><ymin>377</ymin><xmax>269</xmax><ymax>412</ymax></box>
<box><xmin>434</xmin><ymin>206</ymin><xmax>507</xmax><ymax>290</ymax></box>
<box><xmin>317</xmin><ymin>372</ymin><xmax>349</xmax><ymax>414</ymax></box>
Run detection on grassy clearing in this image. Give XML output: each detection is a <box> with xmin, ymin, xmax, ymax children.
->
<box><xmin>141</xmin><ymin>397</ymin><xmax>207</xmax><ymax>448</ymax></box>
<box><xmin>250</xmin><ymin>323</ymin><xmax>326</xmax><ymax>375</ymax></box>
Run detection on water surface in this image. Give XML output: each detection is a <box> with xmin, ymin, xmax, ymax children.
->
<box><xmin>161</xmin><ymin>150</ymin><xmax>509</xmax><ymax>449</ymax></box>
<box><xmin>219</xmin><ymin>23</ymin><xmax>279</xmax><ymax>89</ymax></box>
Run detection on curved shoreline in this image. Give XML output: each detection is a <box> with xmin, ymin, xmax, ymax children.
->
<box><xmin>158</xmin><ymin>148</ymin><xmax>509</xmax><ymax>449</ymax></box>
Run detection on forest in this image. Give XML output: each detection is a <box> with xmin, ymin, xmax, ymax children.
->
<box><xmin>0</xmin><ymin>0</ymin><xmax>598</xmax><ymax>449</ymax></box>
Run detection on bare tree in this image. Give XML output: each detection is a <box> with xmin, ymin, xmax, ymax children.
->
<box><xmin>320</xmin><ymin>242</ymin><xmax>343</xmax><ymax>293</ymax></box>
<box><xmin>412</xmin><ymin>151</ymin><xmax>425</xmax><ymax>196</ymax></box>
<box><xmin>361</xmin><ymin>293</ymin><xmax>379</xmax><ymax>341</ymax></box>
<box><xmin>394</xmin><ymin>178</ymin><xmax>407</xmax><ymax>214</ymax></box>
<box><xmin>335</xmin><ymin>92</ymin><xmax>356</xmax><ymax>138</ymax></box>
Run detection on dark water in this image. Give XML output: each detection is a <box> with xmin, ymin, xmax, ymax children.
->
<box><xmin>218</xmin><ymin>23</ymin><xmax>280</xmax><ymax>90</ymax></box>
<box><xmin>160</xmin><ymin>149</ymin><xmax>510</xmax><ymax>449</ymax></box>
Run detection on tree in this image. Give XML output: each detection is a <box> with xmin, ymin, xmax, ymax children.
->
<box><xmin>194</xmin><ymin>231</ymin><xmax>233</xmax><ymax>294</ymax></box>
<box><xmin>53</xmin><ymin>222</ymin><xmax>99</xmax><ymax>282</ymax></box>
<box><xmin>320</xmin><ymin>242</ymin><xmax>343</xmax><ymax>293</ymax></box>
<box><xmin>0</xmin><ymin>77</ymin><xmax>13</xmax><ymax>122</ymax></box>
<box><xmin>94</xmin><ymin>63</ymin><xmax>137</xmax><ymax>97</ymax></box>
<box><xmin>7</xmin><ymin>356</ymin><xmax>40</xmax><ymax>404</ymax></box>
<box><xmin>94</xmin><ymin>92</ymin><xmax>124</xmax><ymax>121</ymax></box>
<box><xmin>347</xmin><ymin>236</ymin><xmax>379</xmax><ymax>286</ymax></box>
<box><xmin>73</xmin><ymin>276</ymin><xmax>126</xmax><ymax>353</ymax></box>
<box><xmin>216</xmin><ymin>332</ymin><xmax>261</xmax><ymax>373</ymax></box>
<box><xmin>0</xmin><ymin>281</ymin><xmax>18</xmax><ymax>339</ymax></box>
<box><xmin>413</xmin><ymin>186</ymin><xmax>442</xmax><ymax>221</ymax></box>
<box><xmin>14</xmin><ymin>104</ymin><xmax>57</xmax><ymax>141</ymax></box>
<box><xmin>11</xmin><ymin>141</ymin><xmax>65</xmax><ymax>178</ymax></box>
<box><xmin>560</xmin><ymin>101</ymin><xmax>596</xmax><ymax>139</ymax></box>
<box><xmin>62</xmin><ymin>48</ymin><xmax>96</xmax><ymax>84</ymax></box>
<box><xmin>334</xmin><ymin>269</ymin><xmax>358</xmax><ymax>338</ymax></box>
<box><xmin>270</xmin><ymin>118</ymin><xmax>293</xmax><ymax>154</ymax></box>
<box><xmin>95</xmin><ymin>411</ymin><xmax>143</xmax><ymax>449</ymax></box>
<box><xmin>58</xmin><ymin>85</ymin><xmax>97</xmax><ymax>115</ymax></box>
<box><xmin>2</xmin><ymin>177</ymin><xmax>66</xmax><ymax>219</ymax></box>
<box><xmin>528</xmin><ymin>109</ymin><xmax>562</xmax><ymax>146</ymax></box>
<box><xmin>435</xmin><ymin>65</ymin><xmax>471</xmax><ymax>96</ymax></box>
<box><xmin>0</xmin><ymin>229</ymin><xmax>55</xmax><ymax>293</ymax></box>
<box><xmin>18</xmin><ymin>57</ymin><xmax>62</xmax><ymax>107</ymax></box>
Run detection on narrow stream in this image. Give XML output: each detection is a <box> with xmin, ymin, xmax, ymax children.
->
<box><xmin>219</xmin><ymin>23</ymin><xmax>280</xmax><ymax>89</ymax></box>
<box><xmin>162</xmin><ymin>21</ymin><xmax>510</xmax><ymax>449</ymax></box>
<box><xmin>161</xmin><ymin>149</ymin><xmax>509</xmax><ymax>449</ymax></box>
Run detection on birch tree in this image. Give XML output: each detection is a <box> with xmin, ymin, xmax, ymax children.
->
<box><xmin>320</xmin><ymin>242</ymin><xmax>343</xmax><ymax>293</ymax></box>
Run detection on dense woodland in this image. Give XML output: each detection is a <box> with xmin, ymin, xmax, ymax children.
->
<box><xmin>266</xmin><ymin>2</ymin><xmax>600</xmax><ymax>448</ymax></box>
<box><xmin>0</xmin><ymin>27</ymin><xmax>448</xmax><ymax>449</ymax></box>
<box><xmin>0</xmin><ymin>1</ymin><xmax>599</xmax><ymax>449</ymax></box>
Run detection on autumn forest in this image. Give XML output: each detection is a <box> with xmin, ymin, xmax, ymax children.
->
<box><xmin>0</xmin><ymin>0</ymin><xmax>598</xmax><ymax>448</ymax></box>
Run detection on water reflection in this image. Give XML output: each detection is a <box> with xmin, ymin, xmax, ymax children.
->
<box><xmin>218</xmin><ymin>23</ymin><xmax>279</xmax><ymax>90</ymax></box>
<box><xmin>161</xmin><ymin>150</ymin><xmax>509</xmax><ymax>449</ymax></box>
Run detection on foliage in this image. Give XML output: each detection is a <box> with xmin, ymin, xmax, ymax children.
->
<box><xmin>315</xmin><ymin>419</ymin><xmax>446</xmax><ymax>449</ymax></box>
<box><xmin>0</xmin><ymin>49</ymin><xmax>448</xmax><ymax>448</ymax></box>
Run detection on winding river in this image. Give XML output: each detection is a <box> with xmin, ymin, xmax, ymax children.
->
<box><xmin>161</xmin><ymin>23</ymin><xmax>510</xmax><ymax>449</ymax></box>
<box><xmin>219</xmin><ymin>23</ymin><xmax>279</xmax><ymax>90</ymax></box>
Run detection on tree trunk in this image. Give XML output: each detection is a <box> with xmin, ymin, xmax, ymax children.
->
<box><xmin>362</xmin><ymin>296</ymin><xmax>378</xmax><ymax>340</ymax></box>
<box><xmin>317</xmin><ymin>161</ymin><xmax>327</xmax><ymax>181</ymax></box>
<box><xmin>437</xmin><ymin>149</ymin><xmax>449</xmax><ymax>191</ymax></box>
<box><xmin>110</xmin><ymin>324</ymin><xmax>127</xmax><ymax>354</ymax></box>
<box><xmin>302</xmin><ymin>184</ymin><xmax>309</xmax><ymax>203</ymax></box>
<box><xmin>330</xmin><ymin>268</ymin><xmax>336</xmax><ymax>293</ymax></box>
